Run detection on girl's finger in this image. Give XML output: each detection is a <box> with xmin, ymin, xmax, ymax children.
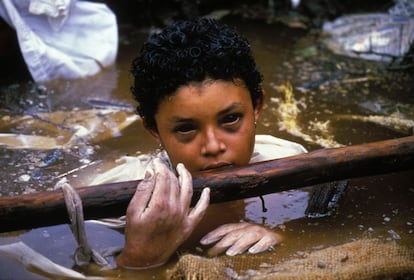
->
<box><xmin>128</xmin><ymin>168</ymin><xmax>155</xmax><ymax>218</ymax></box>
<box><xmin>248</xmin><ymin>233</ymin><xmax>279</xmax><ymax>254</ymax></box>
<box><xmin>188</xmin><ymin>187</ymin><xmax>210</xmax><ymax>223</ymax></box>
<box><xmin>147</xmin><ymin>158</ymin><xmax>176</xmax><ymax>209</ymax></box>
<box><xmin>176</xmin><ymin>163</ymin><xmax>193</xmax><ymax>209</ymax></box>
<box><xmin>200</xmin><ymin>222</ymin><xmax>249</xmax><ymax>245</ymax></box>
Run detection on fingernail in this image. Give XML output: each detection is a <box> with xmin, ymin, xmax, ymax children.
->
<box><xmin>144</xmin><ymin>170</ymin><xmax>153</xmax><ymax>179</ymax></box>
<box><xmin>248</xmin><ymin>246</ymin><xmax>258</xmax><ymax>254</ymax></box>
<box><xmin>226</xmin><ymin>248</ymin><xmax>238</xmax><ymax>256</ymax></box>
<box><xmin>248</xmin><ymin>245</ymin><xmax>264</xmax><ymax>254</ymax></box>
<box><xmin>200</xmin><ymin>237</ymin><xmax>209</xmax><ymax>245</ymax></box>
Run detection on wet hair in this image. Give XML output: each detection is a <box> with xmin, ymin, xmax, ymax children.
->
<box><xmin>131</xmin><ymin>18</ymin><xmax>264</xmax><ymax>131</ymax></box>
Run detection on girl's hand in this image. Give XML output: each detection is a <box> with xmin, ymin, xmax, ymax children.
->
<box><xmin>116</xmin><ymin>158</ymin><xmax>210</xmax><ymax>269</ymax></box>
<box><xmin>200</xmin><ymin>222</ymin><xmax>281</xmax><ymax>256</ymax></box>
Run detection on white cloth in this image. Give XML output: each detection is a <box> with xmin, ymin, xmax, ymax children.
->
<box><xmin>28</xmin><ymin>0</ymin><xmax>72</xmax><ymax>31</ymax></box>
<box><xmin>0</xmin><ymin>0</ymin><xmax>118</xmax><ymax>82</ymax></box>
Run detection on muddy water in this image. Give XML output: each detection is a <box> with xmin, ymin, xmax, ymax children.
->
<box><xmin>0</xmin><ymin>18</ymin><xmax>413</xmax><ymax>279</ymax></box>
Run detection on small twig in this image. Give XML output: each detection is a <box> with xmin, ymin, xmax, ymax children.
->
<box><xmin>56</xmin><ymin>160</ymin><xmax>102</xmax><ymax>178</ymax></box>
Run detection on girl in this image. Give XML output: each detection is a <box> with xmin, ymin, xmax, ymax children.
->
<box><xmin>103</xmin><ymin>18</ymin><xmax>307</xmax><ymax>269</ymax></box>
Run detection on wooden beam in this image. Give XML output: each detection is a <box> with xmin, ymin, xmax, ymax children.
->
<box><xmin>1</xmin><ymin>135</ymin><xmax>413</xmax><ymax>233</ymax></box>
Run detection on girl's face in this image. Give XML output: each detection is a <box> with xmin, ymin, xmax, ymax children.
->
<box><xmin>148</xmin><ymin>80</ymin><xmax>262</xmax><ymax>173</ymax></box>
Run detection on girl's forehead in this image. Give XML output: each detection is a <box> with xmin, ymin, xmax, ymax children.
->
<box><xmin>158</xmin><ymin>80</ymin><xmax>252</xmax><ymax>116</ymax></box>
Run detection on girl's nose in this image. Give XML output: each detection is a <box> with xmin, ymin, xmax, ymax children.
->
<box><xmin>201</xmin><ymin>127</ymin><xmax>225</xmax><ymax>156</ymax></box>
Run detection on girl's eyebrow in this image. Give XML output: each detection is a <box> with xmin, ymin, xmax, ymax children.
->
<box><xmin>168</xmin><ymin>103</ymin><xmax>245</xmax><ymax>124</ymax></box>
<box><xmin>169</xmin><ymin>116</ymin><xmax>193</xmax><ymax>124</ymax></box>
<box><xmin>218</xmin><ymin>103</ymin><xmax>245</xmax><ymax>116</ymax></box>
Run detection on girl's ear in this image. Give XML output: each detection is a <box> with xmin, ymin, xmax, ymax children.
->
<box><xmin>143</xmin><ymin>120</ymin><xmax>161</xmax><ymax>144</ymax></box>
<box><xmin>254</xmin><ymin>90</ymin><xmax>265</xmax><ymax>121</ymax></box>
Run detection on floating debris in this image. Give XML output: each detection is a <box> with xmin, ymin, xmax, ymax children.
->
<box><xmin>387</xmin><ymin>229</ymin><xmax>401</xmax><ymax>240</ymax></box>
<box><xmin>0</xmin><ymin>109</ymin><xmax>140</xmax><ymax>150</ymax></box>
<box><xmin>83</xmin><ymin>98</ymin><xmax>135</xmax><ymax>112</ymax></box>
<box><xmin>18</xmin><ymin>174</ymin><xmax>31</xmax><ymax>182</ymax></box>
<box><xmin>333</xmin><ymin>114</ymin><xmax>414</xmax><ymax>135</ymax></box>
<box><xmin>321</xmin><ymin>13</ymin><xmax>414</xmax><ymax>62</ymax></box>
<box><xmin>0</xmin><ymin>134</ymin><xmax>63</xmax><ymax>150</ymax></box>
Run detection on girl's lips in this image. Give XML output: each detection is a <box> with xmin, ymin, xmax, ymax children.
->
<box><xmin>202</xmin><ymin>162</ymin><xmax>231</xmax><ymax>171</ymax></box>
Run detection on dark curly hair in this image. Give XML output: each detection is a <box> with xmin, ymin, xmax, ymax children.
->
<box><xmin>131</xmin><ymin>18</ymin><xmax>264</xmax><ymax>131</ymax></box>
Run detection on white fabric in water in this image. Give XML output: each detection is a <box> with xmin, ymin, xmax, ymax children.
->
<box><xmin>0</xmin><ymin>0</ymin><xmax>118</xmax><ymax>82</ymax></box>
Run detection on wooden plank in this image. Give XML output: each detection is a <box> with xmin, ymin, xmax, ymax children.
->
<box><xmin>0</xmin><ymin>135</ymin><xmax>413</xmax><ymax>233</ymax></box>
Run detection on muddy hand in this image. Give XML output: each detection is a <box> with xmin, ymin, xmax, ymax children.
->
<box><xmin>200</xmin><ymin>222</ymin><xmax>281</xmax><ymax>256</ymax></box>
<box><xmin>116</xmin><ymin>158</ymin><xmax>210</xmax><ymax>269</ymax></box>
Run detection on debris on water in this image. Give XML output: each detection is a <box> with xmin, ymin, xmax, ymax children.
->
<box><xmin>23</xmin><ymin>186</ymin><xmax>36</xmax><ymax>194</ymax></box>
<box><xmin>356</xmin><ymin>96</ymin><xmax>414</xmax><ymax>115</ymax></box>
<box><xmin>321</xmin><ymin>12</ymin><xmax>414</xmax><ymax>63</ymax></box>
<box><xmin>0</xmin><ymin>134</ymin><xmax>63</xmax><ymax>150</ymax></box>
<box><xmin>295</xmin><ymin>72</ymin><xmax>345</xmax><ymax>92</ymax></box>
<box><xmin>31</xmin><ymin>169</ymin><xmax>43</xmax><ymax>180</ymax></box>
<box><xmin>334</xmin><ymin>114</ymin><xmax>414</xmax><ymax>135</ymax></box>
<box><xmin>40</xmin><ymin>149</ymin><xmax>63</xmax><ymax>167</ymax></box>
<box><xmin>387</xmin><ymin>229</ymin><xmax>401</xmax><ymax>240</ymax></box>
<box><xmin>0</xmin><ymin>82</ymin><xmax>52</xmax><ymax>114</ymax></box>
<box><xmin>18</xmin><ymin>174</ymin><xmax>31</xmax><ymax>182</ymax></box>
<box><xmin>79</xmin><ymin>158</ymin><xmax>91</xmax><ymax>164</ymax></box>
<box><xmin>0</xmin><ymin>109</ymin><xmax>140</xmax><ymax>150</ymax></box>
<box><xmin>83</xmin><ymin>98</ymin><xmax>135</xmax><ymax>112</ymax></box>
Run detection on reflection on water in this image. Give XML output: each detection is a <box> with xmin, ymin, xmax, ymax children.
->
<box><xmin>245</xmin><ymin>189</ymin><xmax>311</xmax><ymax>227</ymax></box>
<box><xmin>0</xmin><ymin>18</ymin><xmax>413</xmax><ymax>279</ymax></box>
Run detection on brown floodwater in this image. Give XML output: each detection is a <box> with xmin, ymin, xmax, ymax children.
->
<box><xmin>0</xmin><ymin>17</ymin><xmax>413</xmax><ymax>279</ymax></box>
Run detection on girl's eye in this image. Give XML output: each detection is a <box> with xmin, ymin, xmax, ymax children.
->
<box><xmin>173</xmin><ymin>123</ymin><xmax>197</xmax><ymax>143</ymax></box>
<box><xmin>174</xmin><ymin>123</ymin><xmax>196</xmax><ymax>134</ymax></box>
<box><xmin>222</xmin><ymin>113</ymin><xmax>241</xmax><ymax>126</ymax></box>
